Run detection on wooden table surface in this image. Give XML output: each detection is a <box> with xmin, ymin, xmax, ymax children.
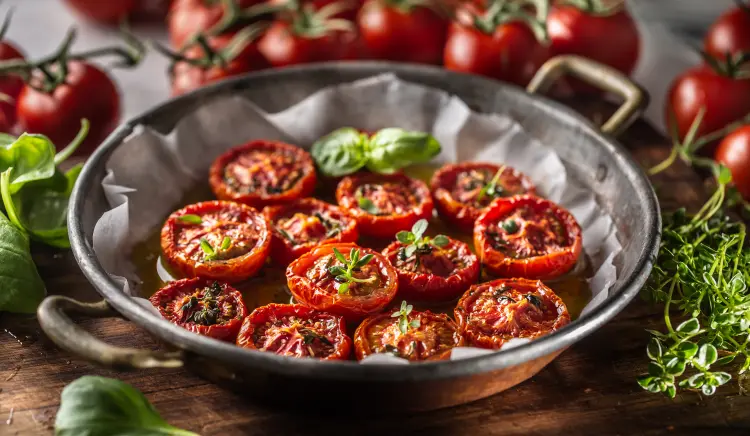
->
<box><xmin>2</xmin><ymin>101</ymin><xmax>750</xmax><ymax>436</ymax></box>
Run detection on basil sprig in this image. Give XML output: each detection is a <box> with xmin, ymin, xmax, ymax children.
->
<box><xmin>311</xmin><ymin>127</ymin><xmax>441</xmax><ymax>177</ymax></box>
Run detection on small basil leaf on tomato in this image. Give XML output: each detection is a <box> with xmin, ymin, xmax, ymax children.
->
<box><xmin>311</xmin><ymin>127</ymin><xmax>368</xmax><ymax>177</ymax></box>
<box><xmin>365</xmin><ymin>128</ymin><xmax>441</xmax><ymax>174</ymax></box>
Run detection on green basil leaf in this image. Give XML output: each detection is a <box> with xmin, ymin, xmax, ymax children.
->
<box><xmin>0</xmin><ymin>134</ymin><xmax>56</xmax><ymax>194</ymax></box>
<box><xmin>310</xmin><ymin>128</ymin><xmax>368</xmax><ymax>177</ymax></box>
<box><xmin>365</xmin><ymin>128</ymin><xmax>441</xmax><ymax>174</ymax></box>
<box><xmin>55</xmin><ymin>376</ymin><xmax>198</xmax><ymax>436</ymax></box>
<box><xmin>0</xmin><ymin>210</ymin><xmax>45</xmax><ymax>313</ymax></box>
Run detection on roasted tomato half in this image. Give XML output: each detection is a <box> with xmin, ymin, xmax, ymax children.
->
<box><xmin>382</xmin><ymin>237</ymin><xmax>479</xmax><ymax>302</ymax></box>
<box><xmin>263</xmin><ymin>198</ymin><xmax>359</xmax><ymax>266</ymax></box>
<box><xmin>150</xmin><ymin>278</ymin><xmax>248</xmax><ymax>342</ymax></box>
<box><xmin>161</xmin><ymin>200</ymin><xmax>271</xmax><ymax>282</ymax></box>
<box><xmin>454</xmin><ymin>278</ymin><xmax>570</xmax><ymax>349</ymax></box>
<box><xmin>336</xmin><ymin>173</ymin><xmax>434</xmax><ymax>238</ymax></box>
<box><xmin>474</xmin><ymin>195</ymin><xmax>582</xmax><ymax>279</ymax></box>
<box><xmin>431</xmin><ymin>162</ymin><xmax>536</xmax><ymax>232</ymax></box>
<box><xmin>354</xmin><ymin>310</ymin><xmax>461</xmax><ymax>361</ymax></box>
<box><xmin>236</xmin><ymin>303</ymin><xmax>352</xmax><ymax>360</ymax></box>
<box><xmin>209</xmin><ymin>140</ymin><xmax>317</xmax><ymax>208</ymax></box>
<box><xmin>286</xmin><ymin>243</ymin><xmax>398</xmax><ymax>322</ymax></box>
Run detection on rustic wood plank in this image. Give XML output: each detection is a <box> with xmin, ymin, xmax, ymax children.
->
<box><xmin>2</xmin><ymin>104</ymin><xmax>747</xmax><ymax>436</ymax></box>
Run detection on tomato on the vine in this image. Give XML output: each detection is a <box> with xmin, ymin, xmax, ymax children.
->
<box><xmin>455</xmin><ymin>278</ymin><xmax>570</xmax><ymax>349</ymax></box>
<box><xmin>166</xmin><ymin>28</ymin><xmax>269</xmax><ymax>96</ymax></box>
<box><xmin>443</xmin><ymin>2</ymin><xmax>549</xmax><ymax>87</ymax></box>
<box><xmin>63</xmin><ymin>0</ymin><xmax>138</xmax><ymax>23</ymax></box>
<box><xmin>474</xmin><ymin>195</ymin><xmax>582</xmax><ymax>279</ymax></box>
<box><xmin>0</xmin><ymin>42</ymin><xmax>24</xmax><ymax>133</ymax></box>
<box><xmin>168</xmin><ymin>0</ymin><xmax>263</xmax><ymax>48</ymax></box>
<box><xmin>16</xmin><ymin>61</ymin><xmax>120</xmax><ymax>156</ymax></box>
<box><xmin>336</xmin><ymin>172</ymin><xmax>434</xmax><ymax>239</ymax></box>
<box><xmin>209</xmin><ymin>139</ymin><xmax>317</xmax><ymax>208</ymax></box>
<box><xmin>354</xmin><ymin>308</ymin><xmax>461</xmax><ymax>361</ymax></box>
<box><xmin>665</xmin><ymin>64</ymin><xmax>750</xmax><ymax>148</ymax></box>
<box><xmin>161</xmin><ymin>200</ymin><xmax>271</xmax><ymax>282</ymax></box>
<box><xmin>547</xmin><ymin>2</ymin><xmax>640</xmax><ymax>78</ymax></box>
<box><xmin>258</xmin><ymin>4</ymin><xmax>362</xmax><ymax>67</ymax></box>
<box><xmin>236</xmin><ymin>303</ymin><xmax>352</xmax><ymax>360</ymax></box>
<box><xmin>263</xmin><ymin>198</ymin><xmax>359</xmax><ymax>266</ymax></box>
<box><xmin>715</xmin><ymin>125</ymin><xmax>750</xmax><ymax>201</ymax></box>
<box><xmin>286</xmin><ymin>243</ymin><xmax>398</xmax><ymax>322</ymax></box>
<box><xmin>150</xmin><ymin>278</ymin><xmax>248</xmax><ymax>342</ymax></box>
<box><xmin>704</xmin><ymin>4</ymin><xmax>750</xmax><ymax>63</ymax></box>
<box><xmin>431</xmin><ymin>162</ymin><xmax>536</xmax><ymax>232</ymax></box>
<box><xmin>357</xmin><ymin>0</ymin><xmax>447</xmax><ymax>65</ymax></box>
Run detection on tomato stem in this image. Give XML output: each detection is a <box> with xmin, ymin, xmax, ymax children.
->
<box><xmin>289</xmin><ymin>2</ymin><xmax>356</xmax><ymax>38</ymax></box>
<box><xmin>557</xmin><ymin>0</ymin><xmax>625</xmax><ymax>17</ymax></box>
<box><xmin>206</xmin><ymin>0</ymin><xmax>283</xmax><ymax>38</ymax></box>
<box><xmin>472</xmin><ymin>0</ymin><xmax>549</xmax><ymax>43</ymax></box>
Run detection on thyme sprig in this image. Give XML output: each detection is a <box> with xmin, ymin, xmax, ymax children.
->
<box><xmin>327</xmin><ymin>247</ymin><xmax>375</xmax><ymax>295</ymax></box>
<box><xmin>476</xmin><ymin>165</ymin><xmax>506</xmax><ymax>202</ymax></box>
<box><xmin>639</xmin><ymin>110</ymin><xmax>750</xmax><ymax>398</ymax></box>
<box><xmin>391</xmin><ymin>301</ymin><xmax>420</xmax><ymax>335</ymax></box>
<box><xmin>396</xmin><ymin>219</ymin><xmax>449</xmax><ymax>261</ymax></box>
<box><xmin>200</xmin><ymin>236</ymin><xmax>232</xmax><ymax>261</ymax></box>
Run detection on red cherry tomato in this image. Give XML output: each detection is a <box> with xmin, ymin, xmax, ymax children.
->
<box><xmin>354</xmin><ymin>310</ymin><xmax>461</xmax><ymax>361</ymax></box>
<box><xmin>269</xmin><ymin>0</ymin><xmax>363</xmax><ymax>20</ymax></box>
<box><xmin>286</xmin><ymin>242</ymin><xmax>398</xmax><ymax>322</ymax></box>
<box><xmin>704</xmin><ymin>5</ymin><xmax>750</xmax><ymax>63</ymax></box>
<box><xmin>209</xmin><ymin>140</ymin><xmax>317</xmax><ymax>208</ymax></box>
<box><xmin>715</xmin><ymin>125</ymin><xmax>750</xmax><ymax>201</ymax></box>
<box><xmin>357</xmin><ymin>0</ymin><xmax>447</xmax><ymax>65</ymax></box>
<box><xmin>474</xmin><ymin>195</ymin><xmax>582</xmax><ymax>280</ymax></box>
<box><xmin>0</xmin><ymin>41</ymin><xmax>24</xmax><ymax>132</ymax></box>
<box><xmin>443</xmin><ymin>5</ymin><xmax>549</xmax><ymax>87</ymax></box>
<box><xmin>63</xmin><ymin>0</ymin><xmax>138</xmax><ymax>23</ymax></box>
<box><xmin>547</xmin><ymin>4</ymin><xmax>640</xmax><ymax>77</ymax></box>
<box><xmin>168</xmin><ymin>0</ymin><xmax>262</xmax><ymax>48</ymax></box>
<box><xmin>665</xmin><ymin>65</ymin><xmax>750</xmax><ymax>148</ymax></box>
<box><xmin>170</xmin><ymin>31</ymin><xmax>268</xmax><ymax>96</ymax></box>
<box><xmin>381</xmin><ymin>236</ymin><xmax>479</xmax><ymax>302</ymax></box>
<box><xmin>161</xmin><ymin>200</ymin><xmax>271</xmax><ymax>282</ymax></box>
<box><xmin>336</xmin><ymin>173</ymin><xmax>434</xmax><ymax>238</ymax></box>
<box><xmin>455</xmin><ymin>278</ymin><xmax>570</xmax><ymax>349</ymax></box>
<box><xmin>431</xmin><ymin>162</ymin><xmax>536</xmax><ymax>232</ymax></box>
<box><xmin>16</xmin><ymin>61</ymin><xmax>120</xmax><ymax>156</ymax></box>
<box><xmin>257</xmin><ymin>21</ymin><xmax>358</xmax><ymax>67</ymax></box>
<box><xmin>263</xmin><ymin>198</ymin><xmax>359</xmax><ymax>266</ymax></box>
<box><xmin>150</xmin><ymin>278</ymin><xmax>248</xmax><ymax>342</ymax></box>
<box><xmin>236</xmin><ymin>303</ymin><xmax>352</xmax><ymax>359</ymax></box>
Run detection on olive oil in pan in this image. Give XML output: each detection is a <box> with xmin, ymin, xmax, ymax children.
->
<box><xmin>130</xmin><ymin>170</ymin><xmax>593</xmax><ymax>319</ymax></box>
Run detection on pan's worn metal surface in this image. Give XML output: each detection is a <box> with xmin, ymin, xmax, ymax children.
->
<box><xmin>41</xmin><ymin>56</ymin><xmax>659</xmax><ymax>411</ymax></box>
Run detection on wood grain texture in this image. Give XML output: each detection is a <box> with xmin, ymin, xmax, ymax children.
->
<box><xmin>2</xmin><ymin>101</ymin><xmax>750</xmax><ymax>436</ymax></box>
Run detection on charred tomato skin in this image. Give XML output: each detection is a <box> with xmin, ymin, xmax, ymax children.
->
<box><xmin>236</xmin><ymin>303</ymin><xmax>352</xmax><ymax>360</ymax></box>
<box><xmin>263</xmin><ymin>198</ymin><xmax>359</xmax><ymax>266</ymax></box>
<box><xmin>286</xmin><ymin>242</ymin><xmax>398</xmax><ymax>322</ymax></box>
<box><xmin>336</xmin><ymin>172</ymin><xmax>434</xmax><ymax>238</ymax></box>
<box><xmin>474</xmin><ymin>195</ymin><xmax>582</xmax><ymax>280</ymax></box>
<box><xmin>209</xmin><ymin>140</ymin><xmax>317</xmax><ymax>208</ymax></box>
<box><xmin>454</xmin><ymin>278</ymin><xmax>570</xmax><ymax>349</ymax></box>
<box><xmin>431</xmin><ymin>162</ymin><xmax>537</xmax><ymax>232</ymax></box>
<box><xmin>150</xmin><ymin>277</ymin><xmax>248</xmax><ymax>342</ymax></box>
<box><xmin>354</xmin><ymin>310</ymin><xmax>461</xmax><ymax>361</ymax></box>
<box><xmin>381</xmin><ymin>237</ymin><xmax>479</xmax><ymax>302</ymax></box>
<box><xmin>161</xmin><ymin>200</ymin><xmax>271</xmax><ymax>282</ymax></box>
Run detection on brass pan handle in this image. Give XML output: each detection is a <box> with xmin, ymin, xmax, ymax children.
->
<box><xmin>527</xmin><ymin>55</ymin><xmax>648</xmax><ymax>137</ymax></box>
<box><xmin>37</xmin><ymin>296</ymin><xmax>184</xmax><ymax>370</ymax></box>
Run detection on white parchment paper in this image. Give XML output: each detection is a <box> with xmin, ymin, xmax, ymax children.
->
<box><xmin>92</xmin><ymin>74</ymin><xmax>621</xmax><ymax>363</ymax></box>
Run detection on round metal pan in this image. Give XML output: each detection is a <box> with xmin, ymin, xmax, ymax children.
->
<box><xmin>38</xmin><ymin>56</ymin><xmax>659</xmax><ymax>411</ymax></box>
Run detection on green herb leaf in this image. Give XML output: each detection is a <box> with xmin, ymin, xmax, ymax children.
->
<box><xmin>717</xmin><ymin>164</ymin><xmax>732</xmax><ymax>185</ymax></box>
<box><xmin>502</xmin><ymin>219</ymin><xmax>518</xmax><ymax>234</ymax></box>
<box><xmin>409</xmin><ymin>319</ymin><xmax>420</xmax><ymax>329</ymax></box>
<box><xmin>365</xmin><ymin>128</ymin><xmax>441</xmax><ymax>174</ymax></box>
<box><xmin>404</xmin><ymin>244</ymin><xmax>417</xmax><ymax>258</ymax></box>
<box><xmin>357</xmin><ymin>196</ymin><xmax>380</xmax><ymax>215</ymax></box>
<box><xmin>0</xmin><ymin>133</ymin><xmax>56</xmax><ymax>194</ymax></box>
<box><xmin>646</xmin><ymin>338</ymin><xmax>663</xmax><ymax>360</ymax></box>
<box><xmin>476</xmin><ymin>166</ymin><xmax>506</xmax><ymax>202</ymax></box>
<box><xmin>337</xmin><ymin>282</ymin><xmax>349</xmax><ymax>294</ymax></box>
<box><xmin>355</xmin><ymin>253</ymin><xmax>374</xmax><ymax>269</ymax></box>
<box><xmin>431</xmin><ymin>234</ymin><xmax>449</xmax><ymax>248</ymax></box>
<box><xmin>310</xmin><ymin>128</ymin><xmax>368</xmax><ymax>177</ymax></box>
<box><xmin>55</xmin><ymin>376</ymin><xmax>198</xmax><ymax>436</ymax></box>
<box><xmin>396</xmin><ymin>231</ymin><xmax>415</xmax><ymax>245</ymax></box>
<box><xmin>333</xmin><ymin>247</ymin><xmax>347</xmax><ymax>264</ymax></box>
<box><xmin>695</xmin><ymin>344</ymin><xmax>718</xmax><ymax>367</ymax></box>
<box><xmin>199</xmin><ymin>238</ymin><xmax>215</xmax><ymax>257</ymax></box>
<box><xmin>328</xmin><ymin>265</ymin><xmax>347</xmax><ymax>276</ymax></box>
<box><xmin>398</xmin><ymin>317</ymin><xmax>408</xmax><ymax>334</ymax></box>
<box><xmin>411</xmin><ymin>219</ymin><xmax>428</xmax><ymax>238</ymax></box>
<box><xmin>676</xmin><ymin>318</ymin><xmax>700</xmax><ymax>335</ymax></box>
<box><xmin>0</xmin><ymin>210</ymin><xmax>45</xmax><ymax>313</ymax></box>
<box><xmin>177</xmin><ymin>214</ymin><xmax>202</xmax><ymax>225</ymax></box>
<box><xmin>220</xmin><ymin>236</ymin><xmax>231</xmax><ymax>251</ymax></box>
